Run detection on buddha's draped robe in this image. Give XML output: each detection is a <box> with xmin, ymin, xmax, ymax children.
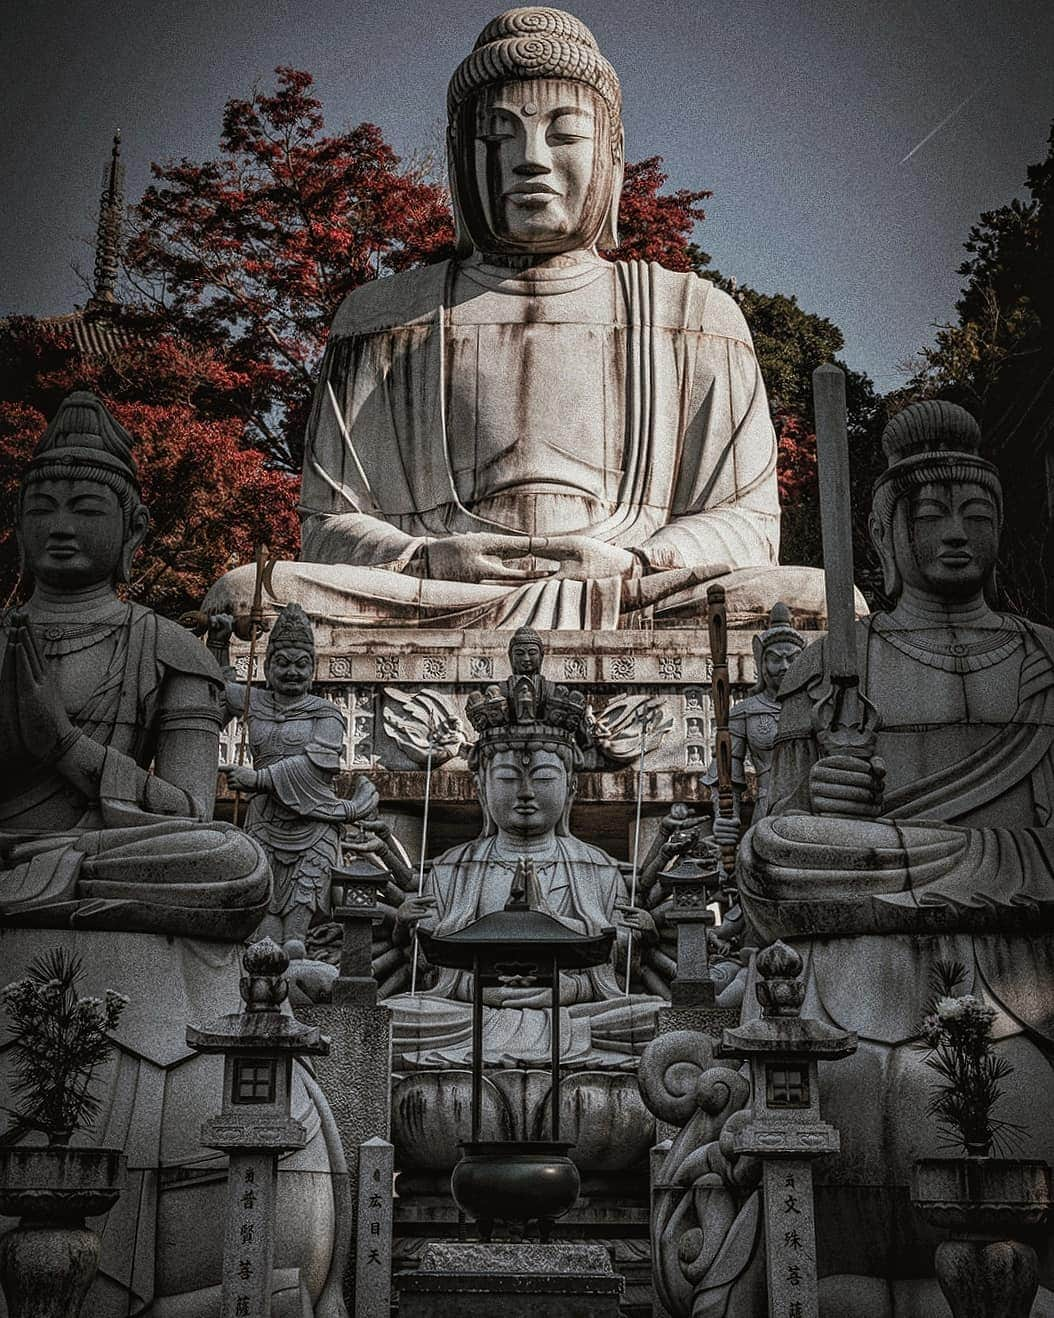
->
<box><xmin>0</xmin><ymin>604</ymin><xmax>269</xmax><ymax>937</ymax></box>
<box><xmin>388</xmin><ymin>833</ymin><xmax>663</xmax><ymax>1070</ymax></box>
<box><xmin>279</xmin><ymin>258</ymin><xmax>790</xmax><ymax>629</ymax></box>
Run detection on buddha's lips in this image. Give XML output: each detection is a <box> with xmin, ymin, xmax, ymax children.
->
<box><xmin>504</xmin><ymin>183</ymin><xmax>559</xmax><ymax>197</ymax></box>
<box><xmin>938</xmin><ymin>553</ymin><xmax>972</xmax><ymax>566</ymax></box>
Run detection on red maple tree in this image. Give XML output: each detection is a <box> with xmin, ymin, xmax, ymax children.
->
<box><xmin>605</xmin><ymin>155</ymin><xmax>711</xmax><ymax>271</ymax></box>
<box><xmin>0</xmin><ymin>320</ymin><xmax>299</xmax><ymax>616</ymax></box>
<box><xmin>127</xmin><ymin>67</ymin><xmax>455</xmax><ymax>469</ymax></box>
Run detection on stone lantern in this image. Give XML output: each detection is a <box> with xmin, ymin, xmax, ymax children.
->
<box><xmin>658</xmin><ymin>850</ymin><xmax>720</xmax><ymax>1007</ymax></box>
<box><xmin>330</xmin><ymin>856</ymin><xmax>391</xmax><ymax>1007</ymax></box>
<box><xmin>186</xmin><ymin>938</ymin><xmax>329</xmax><ymax>1317</ymax></box>
<box><xmin>716</xmin><ymin>941</ymin><xmax>857</xmax><ymax>1318</ymax></box>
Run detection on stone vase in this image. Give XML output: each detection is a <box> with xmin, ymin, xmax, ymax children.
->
<box><xmin>0</xmin><ymin>1146</ymin><xmax>125</xmax><ymax>1318</ymax></box>
<box><xmin>911</xmin><ymin>1157</ymin><xmax>1051</xmax><ymax>1318</ymax></box>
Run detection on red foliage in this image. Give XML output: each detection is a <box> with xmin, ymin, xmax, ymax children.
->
<box><xmin>605</xmin><ymin>156</ymin><xmax>711</xmax><ymax>271</ymax></box>
<box><xmin>0</xmin><ymin>322</ymin><xmax>299</xmax><ymax>617</ymax></box>
<box><xmin>127</xmin><ymin>68</ymin><xmax>455</xmax><ymax>468</ymax></box>
<box><xmin>774</xmin><ymin>411</ymin><xmax>822</xmax><ymax>568</ymax></box>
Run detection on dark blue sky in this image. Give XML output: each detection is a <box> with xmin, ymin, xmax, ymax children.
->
<box><xmin>2</xmin><ymin>0</ymin><xmax>1051</xmax><ymax>392</ymax></box>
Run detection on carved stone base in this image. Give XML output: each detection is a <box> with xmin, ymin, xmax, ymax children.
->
<box><xmin>221</xmin><ymin>627</ymin><xmax>778</xmax><ymax>855</ymax></box>
<box><xmin>934</xmin><ymin>1238</ymin><xmax>1039</xmax><ymax>1318</ymax></box>
<box><xmin>396</xmin><ymin>1242</ymin><xmax>622</xmax><ymax>1318</ymax></box>
<box><xmin>391</xmin><ymin>1069</ymin><xmax>654</xmax><ymax>1174</ymax></box>
<box><xmin>0</xmin><ymin>1224</ymin><xmax>100</xmax><ymax>1318</ymax></box>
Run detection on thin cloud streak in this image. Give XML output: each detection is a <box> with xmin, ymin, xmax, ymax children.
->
<box><xmin>899</xmin><ymin>93</ymin><xmax>976</xmax><ymax>165</ymax></box>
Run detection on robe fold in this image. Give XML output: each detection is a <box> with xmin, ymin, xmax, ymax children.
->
<box><xmin>267</xmin><ymin>258</ymin><xmax>786</xmax><ymax>629</ymax></box>
<box><xmin>0</xmin><ymin>605</ymin><xmax>269</xmax><ymax>938</ymax></box>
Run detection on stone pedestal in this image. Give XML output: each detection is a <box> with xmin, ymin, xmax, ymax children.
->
<box><xmin>396</xmin><ymin>1242</ymin><xmax>622</xmax><ymax>1318</ymax></box>
<box><xmin>223</xmin><ymin>626</ymin><xmax>781</xmax><ymax>855</ymax></box>
<box><xmin>299</xmin><ymin>1000</ymin><xmax>392</xmax><ymax>1309</ymax></box>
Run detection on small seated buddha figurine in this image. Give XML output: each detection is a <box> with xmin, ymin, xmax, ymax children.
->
<box><xmin>734</xmin><ymin>400</ymin><xmax>1054</xmax><ymax>1311</ymax></box>
<box><xmin>0</xmin><ymin>392</ymin><xmax>268</xmax><ymax>936</ymax></box>
<box><xmin>388</xmin><ymin>633</ymin><xmax>665</xmax><ymax>1069</ymax></box>
<box><xmin>208</xmin><ymin>603</ymin><xmax>379</xmax><ymax>952</ymax></box>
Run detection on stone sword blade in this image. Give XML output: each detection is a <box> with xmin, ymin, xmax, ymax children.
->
<box><xmin>812</xmin><ymin>364</ymin><xmax>857</xmax><ymax>684</ymax></box>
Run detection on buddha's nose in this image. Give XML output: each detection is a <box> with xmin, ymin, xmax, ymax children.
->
<box><xmin>516</xmin><ymin>125</ymin><xmax>552</xmax><ymax>174</ymax></box>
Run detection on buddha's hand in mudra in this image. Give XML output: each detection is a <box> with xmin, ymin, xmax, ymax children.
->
<box><xmin>419</xmin><ymin>533</ymin><xmax>636</xmax><ymax>584</ymax></box>
<box><xmin>394</xmin><ymin>893</ymin><xmax>437</xmax><ymax>942</ymax></box>
<box><xmin>809</xmin><ymin>753</ymin><xmax>886</xmax><ymax>818</ymax></box>
<box><xmin>528</xmin><ymin>536</ymin><xmax>638</xmax><ymax>581</ymax></box>
<box><xmin>9</xmin><ymin>613</ymin><xmax>79</xmax><ymax>765</ymax></box>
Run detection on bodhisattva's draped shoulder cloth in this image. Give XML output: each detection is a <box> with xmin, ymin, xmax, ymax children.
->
<box><xmin>0</xmin><ymin>604</ymin><xmax>269</xmax><ymax>937</ymax></box>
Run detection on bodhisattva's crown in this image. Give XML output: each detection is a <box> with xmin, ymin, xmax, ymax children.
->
<box><xmin>26</xmin><ymin>391</ymin><xmax>140</xmax><ymax>491</ymax></box>
<box><xmin>465</xmin><ymin>675</ymin><xmax>590</xmax><ymax>750</ymax></box>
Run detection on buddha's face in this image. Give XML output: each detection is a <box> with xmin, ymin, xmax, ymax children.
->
<box><xmin>509</xmin><ymin>638</ymin><xmax>542</xmax><ymax>675</ymax></box>
<box><xmin>456</xmin><ymin>78</ymin><xmax>615</xmax><ymax>255</ymax></box>
<box><xmin>19</xmin><ymin>476</ymin><xmax>129</xmax><ymax>590</ymax></box>
<box><xmin>893</xmin><ymin>479</ymin><xmax>1000</xmax><ymax>601</ymax></box>
<box><xmin>265</xmin><ymin>646</ymin><xmax>314</xmax><ymax>698</ymax></box>
<box><xmin>761</xmin><ymin>640</ymin><xmax>802</xmax><ymax>696</ymax></box>
<box><xmin>482</xmin><ymin>747</ymin><xmax>569</xmax><ymax>840</ymax></box>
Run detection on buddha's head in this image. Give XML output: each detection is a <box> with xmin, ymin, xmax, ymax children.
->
<box><xmin>870</xmin><ymin>402</ymin><xmax>1002</xmax><ymax>605</ymax></box>
<box><xmin>447</xmin><ymin>7</ymin><xmax>623</xmax><ymax>258</ymax></box>
<box><xmin>264</xmin><ymin>603</ymin><xmax>316</xmax><ymax>698</ymax></box>
<box><xmin>750</xmin><ymin>602</ymin><xmax>806</xmax><ymax>697</ymax></box>
<box><xmin>18</xmin><ymin>392</ymin><xmax>148</xmax><ymax>593</ymax></box>
<box><xmin>508</xmin><ymin>623</ymin><xmax>544</xmax><ymax>676</ymax></box>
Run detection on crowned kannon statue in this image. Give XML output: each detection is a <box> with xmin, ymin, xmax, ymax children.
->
<box><xmin>387</xmin><ymin>626</ymin><xmax>666</xmax><ymax>1070</ymax></box>
<box><xmin>203</xmin><ymin>6</ymin><xmax>832</xmax><ymax>630</ymax></box>
<box><xmin>729</xmin><ymin>401</ymin><xmax>1054</xmax><ymax>1311</ymax></box>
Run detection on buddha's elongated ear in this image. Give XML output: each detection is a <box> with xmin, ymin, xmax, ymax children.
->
<box><xmin>869</xmin><ymin>509</ymin><xmax>900</xmax><ymax>601</ymax></box>
<box><xmin>118</xmin><ymin>503</ymin><xmax>150</xmax><ymax>585</ymax></box>
<box><xmin>448</xmin><ymin>123</ymin><xmax>475</xmax><ymax>259</ymax></box>
<box><xmin>597</xmin><ymin>128</ymin><xmax>624</xmax><ymax>251</ymax></box>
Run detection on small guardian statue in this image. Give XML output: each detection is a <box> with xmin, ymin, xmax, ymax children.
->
<box><xmin>704</xmin><ymin>600</ymin><xmax>805</xmax><ymax>846</ymax></box>
<box><xmin>208</xmin><ymin>603</ymin><xmax>379</xmax><ymax>953</ymax></box>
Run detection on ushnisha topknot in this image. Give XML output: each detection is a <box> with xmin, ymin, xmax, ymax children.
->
<box><xmin>448</xmin><ymin>7</ymin><xmax>621</xmax><ymax>134</ymax></box>
<box><xmin>26</xmin><ymin>390</ymin><xmax>140</xmax><ymax>492</ymax></box>
<box><xmin>509</xmin><ymin>623</ymin><xmax>543</xmax><ymax>651</ymax></box>
<box><xmin>871</xmin><ymin>400</ymin><xmax>1002</xmax><ymax>542</ymax></box>
<box><xmin>880</xmin><ymin>400</ymin><xmax>983</xmax><ymax>467</ymax></box>
<box><xmin>266</xmin><ymin>602</ymin><xmax>315</xmax><ymax>660</ymax></box>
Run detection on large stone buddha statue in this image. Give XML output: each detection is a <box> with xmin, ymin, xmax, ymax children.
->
<box><xmin>204</xmin><ymin>6</ymin><xmax>830</xmax><ymax>630</ymax></box>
